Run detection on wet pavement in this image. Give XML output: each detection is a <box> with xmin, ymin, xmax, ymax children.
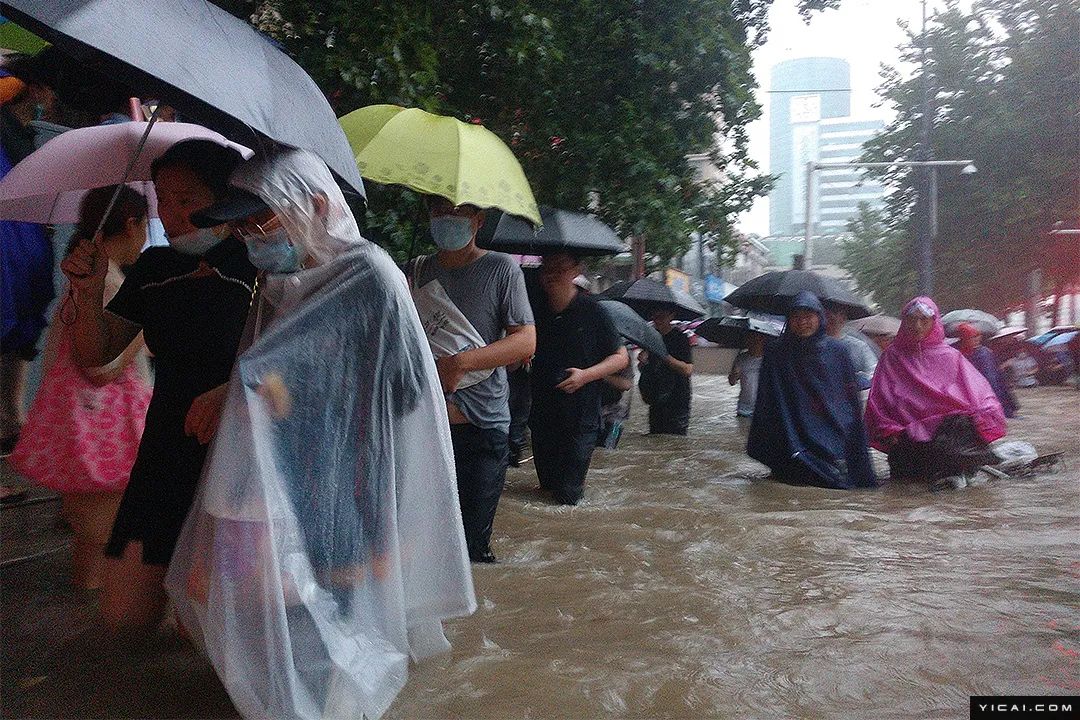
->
<box><xmin>3</xmin><ymin>377</ymin><xmax>1078</xmax><ymax>719</ymax></box>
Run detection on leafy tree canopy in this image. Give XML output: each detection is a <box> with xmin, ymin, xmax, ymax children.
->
<box><xmin>844</xmin><ymin>0</ymin><xmax>1078</xmax><ymax>315</ymax></box>
<box><xmin>215</xmin><ymin>0</ymin><xmax>839</xmax><ymax>264</ymax></box>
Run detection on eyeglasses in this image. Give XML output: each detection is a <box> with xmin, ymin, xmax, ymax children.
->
<box><xmin>234</xmin><ymin>214</ymin><xmax>282</xmax><ymax>243</ymax></box>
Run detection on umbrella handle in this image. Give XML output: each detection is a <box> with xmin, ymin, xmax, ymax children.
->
<box><xmin>61</xmin><ymin>106</ymin><xmax>163</xmax><ymax>325</ymax></box>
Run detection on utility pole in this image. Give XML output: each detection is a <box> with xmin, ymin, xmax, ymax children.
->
<box><xmin>915</xmin><ymin>0</ymin><xmax>935</xmax><ymax>295</ymax></box>
<box><xmin>803</xmin><ymin>160</ymin><xmax>815</xmax><ymax>269</ymax></box>
<box><xmin>632</xmin><ymin>236</ymin><xmax>645</xmax><ymax>279</ymax></box>
<box><xmin>696</xmin><ymin>231</ymin><xmax>706</xmax><ymax>286</ymax></box>
<box><xmin>1026</xmin><ymin>269</ymin><xmax>1042</xmax><ymax>335</ymax></box>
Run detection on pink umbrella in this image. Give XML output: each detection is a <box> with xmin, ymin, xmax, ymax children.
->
<box><xmin>0</xmin><ymin>180</ymin><xmax>163</xmax><ymax>226</ymax></box>
<box><xmin>0</xmin><ymin>121</ymin><xmax>253</xmax><ymax>223</ymax></box>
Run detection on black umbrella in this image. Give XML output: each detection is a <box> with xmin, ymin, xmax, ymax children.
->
<box><xmin>601</xmin><ymin>278</ymin><xmax>705</xmax><ymax>321</ymax></box>
<box><xmin>476</xmin><ymin>205</ymin><xmax>626</xmax><ymax>256</ymax></box>
<box><xmin>2</xmin><ymin>0</ymin><xmax>365</xmax><ymax>197</ymax></box>
<box><xmin>597</xmin><ymin>300</ymin><xmax>668</xmax><ymax>358</ymax></box>
<box><xmin>723</xmin><ymin>270</ymin><xmax>872</xmax><ymax>319</ymax></box>
<box><xmin>693</xmin><ymin>314</ymin><xmax>784</xmax><ymax>349</ymax></box>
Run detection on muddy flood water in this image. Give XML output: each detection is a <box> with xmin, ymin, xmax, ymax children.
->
<box><xmin>4</xmin><ymin>377</ymin><xmax>1078</xmax><ymax>719</ymax></box>
<box><xmin>388</xmin><ymin>377</ymin><xmax>1079</xmax><ymax>720</ymax></box>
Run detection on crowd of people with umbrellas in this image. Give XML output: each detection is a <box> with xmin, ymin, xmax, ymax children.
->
<box><xmin>0</xmin><ymin>4</ymin><xmax>1075</xmax><ymax>720</ymax></box>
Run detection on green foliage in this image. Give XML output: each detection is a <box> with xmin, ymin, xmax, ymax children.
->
<box><xmin>845</xmin><ymin>0</ymin><xmax>1079</xmax><ymax>314</ymax></box>
<box><xmin>839</xmin><ymin>204</ymin><xmax>916</xmax><ymax>315</ymax></box>
<box><xmin>215</xmin><ymin>0</ymin><xmax>836</xmax><ymax>265</ymax></box>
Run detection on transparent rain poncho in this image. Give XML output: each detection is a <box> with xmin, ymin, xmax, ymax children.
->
<box><xmin>165</xmin><ymin>150</ymin><xmax>476</xmax><ymax>720</ymax></box>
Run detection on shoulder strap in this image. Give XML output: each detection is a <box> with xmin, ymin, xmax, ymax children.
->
<box><xmin>410</xmin><ymin>254</ymin><xmax>428</xmax><ymax>288</ymax></box>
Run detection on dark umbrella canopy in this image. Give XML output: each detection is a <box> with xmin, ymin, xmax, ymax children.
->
<box><xmin>477</xmin><ymin>206</ymin><xmax>626</xmax><ymax>256</ymax></box>
<box><xmin>598</xmin><ymin>300</ymin><xmax>668</xmax><ymax>358</ymax></box>
<box><xmin>601</xmin><ymin>278</ymin><xmax>705</xmax><ymax>321</ymax></box>
<box><xmin>723</xmin><ymin>270</ymin><xmax>872</xmax><ymax>319</ymax></box>
<box><xmin>693</xmin><ymin>314</ymin><xmax>784</xmax><ymax>349</ymax></box>
<box><xmin>1</xmin><ymin>0</ymin><xmax>365</xmax><ymax>197</ymax></box>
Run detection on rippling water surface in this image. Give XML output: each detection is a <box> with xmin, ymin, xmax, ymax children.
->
<box><xmin>388</xmin><ymin>377</ymin><xmax>1079</xmax><ymax>719</ymax></box>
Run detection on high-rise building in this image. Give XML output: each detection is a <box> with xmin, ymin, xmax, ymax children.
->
<box><xmin>768</xmin><ymin>57</ymin><xmax>885</xmax><ymax>237</ymax></box>
<box><xmin>768</xmin><ymin>57</ymin><xmax>850</xmax><ymax>236</ymax></box>
<box><xmin>816</xmin><ymin>118</ymin><xmax>886</xmax><ymax>233</ymax></box>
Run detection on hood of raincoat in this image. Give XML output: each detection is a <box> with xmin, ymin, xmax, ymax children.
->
<box><xmin>866</xmin><ymin>296</ymin><xmax>1006</xmax><ymax>451</ymax></box>
<box><xmin>893</xmin><ymin>296</ymin><xmax>946</xmax><ymax>352</ymax></box>
<box><xmin>747</xmin><ymin>290</ymin><xmax>877</xmax><ymax>490</ymax></box>
<box><xmin>166</xmin><ymin>150</ymin><xmax>475</xmax><ymax>720</ymax></box>
<box><xmin>779</xmin><ymin>290</ymin><xmax>828</xmax><ymax>352</ymax></box>
<box><xmin>229</xmin><ymin>147</ymin><xmax>363</xmax><ymax>269</ymax></box>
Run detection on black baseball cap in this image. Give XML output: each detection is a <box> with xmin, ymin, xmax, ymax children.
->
<box><xmin>190</xmin><ymin>187</ymin><xmax>270</xmax><ymax>228</ymax></box>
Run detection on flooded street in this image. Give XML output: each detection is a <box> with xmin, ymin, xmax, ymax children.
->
<box><xmin>389</xmin><ymin>376</ymin><xmax>1079</xmax><ymax>719</ymax></box>
<box><xmin>4</xmin><ymin>377</ymin><xmax>1079</xmax><ymax>719</ymax></box>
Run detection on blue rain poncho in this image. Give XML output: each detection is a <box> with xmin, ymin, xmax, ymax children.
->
<box><xmin>166</xmin><ymin>150</ymin><xmax>475</xmax><ymax>720</ymax></box>
<box><xmin>747</xmin><ymin>291</ymin><xmax>878</xmax><ymax>490</ymax></box>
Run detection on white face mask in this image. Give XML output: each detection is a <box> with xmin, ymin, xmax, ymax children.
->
<box><xmin>169</xmin><ymin>226</ymin><xmax>225</xmax><ymax>256</ymax></box>
<box><xmin>429</xmin><ymin>214</ymin><xmax>475</xmax><ymax>251</ymax></box>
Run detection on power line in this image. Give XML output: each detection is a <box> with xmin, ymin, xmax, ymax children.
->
<box><xmin>764</xmin><ymin>89</ymin><xmax>853</xmax><ymax>93</ymax></box>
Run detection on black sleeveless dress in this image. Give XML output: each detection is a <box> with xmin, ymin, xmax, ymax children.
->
<box><xmin>104</xmin><ymin>238</ymin><xmax>255</xmax><ymax>565</ymax></box>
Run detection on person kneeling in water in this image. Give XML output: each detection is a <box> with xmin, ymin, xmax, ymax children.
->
<box><xmin>747</xmin><ymin>291</ymin><xmax>877</xmax><ymax>490</ymax></box>
<box><xmin>866</xmin><ymin>298</ymin><xmax>1006</xmax><ymax>490</ymax></box>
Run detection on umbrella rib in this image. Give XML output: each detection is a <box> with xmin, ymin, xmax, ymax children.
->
<box><xmin>58</xmin><ymin>106</ymin><xmax>162</xmax><ymax>326</ymax></box>
<box><xmin>90</xmin><ymin>106</ymin><xmax>162</xmax><ymax>242</ymax></box>
<box><xmin>46</xmin><ymin>191</ymin><xmax>62</xmax><ymax>226</ymax></box>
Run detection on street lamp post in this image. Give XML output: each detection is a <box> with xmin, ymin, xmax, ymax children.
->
<box><xmin>803</xmin><ymin>159</ymin><xmax>976</xmax><ymax>286</ymax></box>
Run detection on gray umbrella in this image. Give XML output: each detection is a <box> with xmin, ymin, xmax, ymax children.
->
<box><xmin>2</xmin><ymin>0</ymin><xmax>365</xmax><ymax>197</ymax></box>
<box><xmin>940</xmin><ymin>309</ymin><xmax>1003</xmax><ymax>337</ymax></box>
<box><xmin>601</xmin><ymin>278</ymin><xmax>706</xmax><ymax>321</ymax></box>
<box><xmin>477</xmin><ymin>205</ymin><xmax>626</xmax><ymax>256</ymax></box>
<box><xmin>598</xmin><ymin>301</ymin><xmax>668</xmax><ymax>358</ymax></box>
<box><xmin>846</xmin><ymin>314</ymin><xmax>901</xmax><ymax>337</ymax></box>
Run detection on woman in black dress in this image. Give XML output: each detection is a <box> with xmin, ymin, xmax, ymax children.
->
<box><xmin>62</xmin><ymin>140</ymin><xmax>255</xmax><ymax>632</ymax></box>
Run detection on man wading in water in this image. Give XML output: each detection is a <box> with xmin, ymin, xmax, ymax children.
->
<box><xmin>528</xmin><ymin>252</ymin><xmax>627</xmax><ymax>505</ymax></box>
<box><xmin>408</xmin><ymin>197</ymin><xmax>535</xmax><ymax>563</ymax></box>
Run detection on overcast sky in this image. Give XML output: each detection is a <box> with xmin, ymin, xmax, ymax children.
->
<box><xmin>736</xmin><ymin>0</ymin><xmax>961</xmax><ymax>236</ymax></box>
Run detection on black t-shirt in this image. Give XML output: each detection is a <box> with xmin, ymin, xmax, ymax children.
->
<box><xmin>530</xmin><ymin>287</ymin><xmax>621</xmax><ymax>398</ymax></box>
<box><xmin>663</xmin><ymin>327</ymin><xmax>693</xmax><ymax>364</ymax></box>
<box><xmin>643</xmin><ymin>326</ymin><xmax>692</xmax><ymax>405</ymax></box>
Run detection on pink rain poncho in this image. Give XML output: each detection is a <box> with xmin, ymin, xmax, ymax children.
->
<box><xmin>865</xmin><ymin>297</ymin><xmax>1006</xmax><ymax>452</ymax></box>
<box><xmin>166</xmin><ymin>150</ymin><xmax>475</xmax><ymax>720</ymax></box>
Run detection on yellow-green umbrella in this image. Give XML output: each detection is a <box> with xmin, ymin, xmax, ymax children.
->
<box><xmin>0</xmin><ymin>17</ymin><xmax>49</xmax><ymax>55</ymax></box>
<box><xmin>339</xmin><ymin>104</ymin><xmax>541</xmax><ymax>225</ymax></box>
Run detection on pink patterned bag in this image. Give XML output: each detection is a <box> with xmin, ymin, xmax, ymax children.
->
<box><xmin>10</xmin><ymin>317</ymin><xmax>151</xmax><ymax>494</ymax></box>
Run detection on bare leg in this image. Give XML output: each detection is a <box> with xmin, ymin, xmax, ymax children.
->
<box><xmin>99</xmin><ymin>541</ymin><xmax>168</xmax><ymax>635</ymax></box>
<box><xmin>1</xmin><ymin>354</ymin><xmax>29</xmax><ymax>501</ymax></box>
<box><xmin>70</xmin><ymin>535</ymin><xmax>109</xmax><ymax>590</ymax></box>
<box><xmin>63</xmin><ymin>492</ymin><xmax>123</xmax><ymax>590</ymax></box>
<box><xmin>0</xmin><ymin>353</ymin><xmax>28</xmax><ymax>442</ymax></box>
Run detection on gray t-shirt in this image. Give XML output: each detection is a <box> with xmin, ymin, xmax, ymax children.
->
<box><xmin>410</xmin><ymin>251</ymin><xmax>534</xmax><ymax>432</ymax></box>
<box><xmin>733</xmin><ymin>351</ymin><xmax>762</xmax><ymax>417</ymax></box>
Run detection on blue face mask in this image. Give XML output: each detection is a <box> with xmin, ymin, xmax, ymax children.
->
<box><xmin>169</xmin><ymin>227</ymin><xmax>224</xmax><ymax>256</ymax></box>
<box><xmin>245</xmin><ymin>228</ymin><xmax>301</xmax><ymax>273</ymax></box>
<box><xmin>429</xmin><ymin>214</ymin><xmax>475</xmax><ymax>251</ymax></box>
